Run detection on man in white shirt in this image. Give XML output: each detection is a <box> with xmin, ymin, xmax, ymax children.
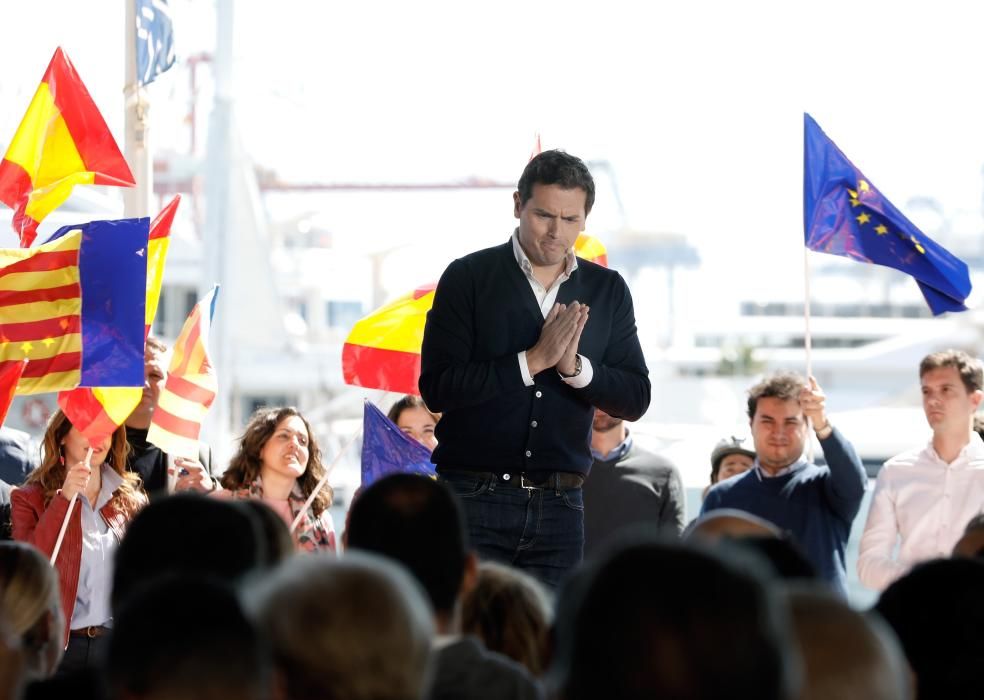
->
<box><xmin>858</xmin><ymin>349</ymin><xmax>984</xmax><ymax>590</ymax></box>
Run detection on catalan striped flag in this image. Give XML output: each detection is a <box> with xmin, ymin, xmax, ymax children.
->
<box><xmin>146</xmin><ymin>285</ymin><xmax>219</xmax><ymax>459</ymax></box>
<box><xmin>0</xmin><ymin>48</ymin><xmax>135</xmax><ymax>247</ymax></box>
<box><xmin>0</xmin><ymin>218</ymin><xmax>147</xmax><ymax>395</ymax></box>
<box><xmin>341</xmin><ymin>235</ymin><xmax>608</xmax><ymax>395</ymax></box>
<box><xmin>56</xmin><ymin>197</ymin><xmax>180</xmax><ymax>442</ymax></box>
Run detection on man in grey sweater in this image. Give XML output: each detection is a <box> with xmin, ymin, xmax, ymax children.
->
<box><xmin>583</xmin><ymin>409</ymin><xmax>685</xmax><ymax>557</ymax></box>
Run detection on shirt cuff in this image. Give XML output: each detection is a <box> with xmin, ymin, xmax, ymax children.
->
<box><xmin>561</xmin><ymin>355</ymin><xmax>593</xmax><ymax>389</ymax></box>
<box><xmin>517</xmin><ymin>351</ymin><xmax>535</xmax><ymax>387</ymax></box>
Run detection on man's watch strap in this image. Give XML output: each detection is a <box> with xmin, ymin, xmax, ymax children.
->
<box><xmin>560</xmin><ymin>354</ymin><xmax>582</xmax><ymax>378</ymax></box>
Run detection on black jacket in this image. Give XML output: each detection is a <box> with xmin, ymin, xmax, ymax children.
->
<box><xmin>420</xmin><ymin>240</ymin><xmax>650</xmax><ymax>476</ymax></box>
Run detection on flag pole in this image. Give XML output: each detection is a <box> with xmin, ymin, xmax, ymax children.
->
<box><xmin>804</xmin><ymin>245</ymin><xmax>813</xmax><ymax>379</ymax></box>
<box><xmin>289</xmin><ymin>429</ymin><xmax>362</xmax><ymax>534</ymax></box>
<box><xmin>50</xmin><ymin>447</ymin><xmax>93</xmax><ymax>565</ymax></box>
<box><xmin>124</xmin><ymin>0</ymin><xmax>152</xmax><ymax>219</ymax></box>
<box><xmin>804</xmin><ymin>244</ymin><xmax>816</xmax><ymax>462</ymax></box>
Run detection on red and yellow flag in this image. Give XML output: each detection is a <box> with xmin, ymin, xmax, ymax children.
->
<box><xmin>574</xmin><ymin>232</ymin><xmax>608</xmax><ymax>267</ymax></box>
<box><xmin>342</xmin><ymin>283</ymin><xmax>436</xmax><ymax>395</ymax></box>
<box><xmin>146</xmin><ymin>286</ymin><xmax>219</xmax><ymax>459</ymax></box>
<box><xmin>0</xmin><ymin>360</ymin><xmax>27</xmax><ymax>427</ymax></box>
<box><xmin>341</xmin><ymin>234</ymin><xmax>607</xmax><ymax>395</ymax></box>
<box><xmin>145</xmin><ymin>195</ymin><xmax>179</xmax><ymax>337</ymax></box>
<box><xmin>0</xmin><ymin>48</ymin><xmax>135</xmax><ymax>247</ymax></box>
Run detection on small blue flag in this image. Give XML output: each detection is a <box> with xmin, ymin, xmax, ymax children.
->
<box><xmin>136</xmin><ymin>0</ymin><xmax>176</xmax><ymax>87</ymax></box>
<box><xmin>361</xmin><ymin>401</ymin><xmax>436</xmax><ymax>487</ymax></box>
<box><xmin>804</xmin><ymin>113</ymin><xmax>971</xmax><ymax>315</ymax></box>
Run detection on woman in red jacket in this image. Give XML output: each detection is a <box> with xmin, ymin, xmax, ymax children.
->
<box><xmin>11</xmin><ymin>410</ymin><xmax>144</xmax><ymax>676</ymax></box>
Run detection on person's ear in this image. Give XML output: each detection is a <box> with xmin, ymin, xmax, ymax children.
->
<box><xmin>970</xmin><ymin>389</ymin><xmax>983</xmax><ymax>411</ymax></box>
<box><xmin>513</xmin><ymin>191</ymin><xmax>523</xmax><ymax>219</ymax></box>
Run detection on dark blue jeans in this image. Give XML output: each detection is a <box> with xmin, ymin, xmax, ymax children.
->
<box><xmin>440</xmin><ymin>471</ymin><xmax>584</xmax><ymax>589</ymax></box>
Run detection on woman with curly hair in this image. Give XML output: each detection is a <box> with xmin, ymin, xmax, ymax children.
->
<box><xmin>11</xmin><ymin>410</ymin><xmax>144</xmax><ymax>675</ymax></box>
<box><xmin>218</xmin><ymin>407</ymin><xmax>336</xmax><ymax>553</ymax></box>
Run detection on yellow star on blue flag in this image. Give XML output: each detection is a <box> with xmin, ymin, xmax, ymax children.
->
<box><xmin>803</xmin><ymin>114</ymin><xmax>971</xmax><ymax>315</ymax></box>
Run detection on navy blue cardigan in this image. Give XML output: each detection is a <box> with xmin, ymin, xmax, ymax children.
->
<box><xmin>701</xmin><ymin>427</ymin><xmax>866</xmax><ymax>596</ymax></box>
<box><xmin>419</xmin><ymin>240</ymin><xmax>650</xmax><ymax>476</ymax></box>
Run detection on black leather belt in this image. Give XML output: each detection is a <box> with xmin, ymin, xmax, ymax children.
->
<box><xmin>70</xmin><ymin>625</ymin><xmax>110</xmax><ymax>639</ymax></box>
<box><xmin>440</xmin><ymin>469</ymin><xmax>584</xmax><ymax>490</ymax></box>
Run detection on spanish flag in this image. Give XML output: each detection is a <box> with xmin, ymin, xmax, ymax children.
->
<box><xmin>0</xmin><ymin>48</ymin><xmax>135</xmax><ymax>247</ymax></box>
<box><xmin>574</xmin><ymin>232</ymin><xmax>608</xmax><ymax>267</ymax></box>
<box><xmin>145</xmin><ymin>195</ymin><xmax>179</xmax><ymax>336</ymax></box>
<box><xmin>146</xmin><ymin>286</ymin><xmax>219</xmax><ymax>459</ymax></box>
<box><xmin>57</xmin><ymin>197</ymin><xmax>180</xmax><ymax>443</ymax></box>
<box><xmin>342</xmin><ymin>283</ymin><xmax>436</xmax><ymax>396</ymax></box>
<box><xmin>0</xmin><ymin>218</ymin><xmax>147</xmax><ymax>395</ymax></box>
<box><xmin>341</xmin><ymin>233</ymin><xmax>608</xmax><ymax>394</ymax></box>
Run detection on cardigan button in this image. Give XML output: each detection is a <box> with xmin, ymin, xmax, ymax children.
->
<box><xmin>535</xmin><ymin>391</ymin><xmax>542</xmax><ymax>398</ymax></box>
<box><xmin>525</xmin><ymin>450</ymin><xmax>532</xmax><ymax>458</ymax></box>
<box><xmin>531</xmin><ymin>420</ymin><xmax>538</xmax><ymax>428</ymax></box>
<box><xmin>502</xmin><ymin>473</ymin><xmax>511</xmax><ymax>481</ymax></box>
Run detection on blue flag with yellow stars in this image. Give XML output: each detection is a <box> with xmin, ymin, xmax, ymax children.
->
<box><xmin>360</xmin><ymin>400</ymin><xmax>436</xmax><ymax>487</ymax></box>
<box><xmin>804</xmin><ymin>113</ymin><xmax>971</xmax><ymax>315</ymax></box>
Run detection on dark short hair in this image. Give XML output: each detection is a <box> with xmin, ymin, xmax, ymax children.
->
<box><xmin>346</xmin><ymin>474</ymin><xmax>468</xmax><ymax>614</ymax></box>
<box><xmin>747</xmin><ymin>372</ymin><xmax>806</xmax><ymax>421</ymax></box>
<box><xmin>109</xmin><ymin>574</ymin><xmax>270</xmax><ymax>700</ymax></box>
<box><xmin>386</xmin><ymin>394</ymin><xmax>437</xmax><ymax>425</ymax></box>
<box><xmin>965</xmin><ymin>513</ymin><xmax>984</xmax><ymax>533</ymax></box>
<box><xmin>112</xmin><ymin>494</ymin><xmax>268</xmax><ymax>614</ymax></box>
<box><xmin>550</xmin><ymin>538</ymin><xmax>795</xmax><ymax>700</ymax></box>
<box><xmin>875</xmin><ymin>558</ymin><xmax>984</xmax><ymax>699</ymax></box>
<box><xmin>724</xmin><ymin>536</ymin><xmax>819</xmax><ymax>583</ymax></box>
<box><xmin>517</xmin><ymin>150</ymin><xmax>595</xmax><ymax>215</ymax></box>
<box><xmin>239</xmin><ymin>499</ymin><xmax>296</xmax><ymax>566</ymax></box>
<box><xmin>919</xmin><ymin>349</ymin><xmax>983</xmax><ymax>393</ymax></box>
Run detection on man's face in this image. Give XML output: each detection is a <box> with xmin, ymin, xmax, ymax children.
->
<box><xmin>921</xmin><ymin>366</ymin><xmax>983</xmax><ymax>435</ymax></box>
<box><xmin>750</xmin><ymin>397</ymin><xmax>808</xmax><ymax>471</ymax></box>
<box><xmin>513</xmin><ymin>183</ymin><xmax>587</xmax><ymax>268</ymax></box>
<box><xmin>141</xmin><ymin>348</ymin><xmax>166</xmax><ymax>412</ymax></box>
<box><xmin>592</xmin><ymin>408</ymin><xmax>623</xmax><ymax>433</ymax></box>
<box><xmin>716</xmin><ymin>453</ymin><xmax>755</xmax><ymax>483</ymax></box>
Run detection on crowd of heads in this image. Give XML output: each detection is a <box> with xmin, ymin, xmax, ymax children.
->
<box><xmin>4</xmin><ymin>464</ymin><xmax>984</xmax><ymax>698</ymax></box>
<box><xmin>1</xmin><ymin>331</ymin><xmax>983</xmax><ymax>698</ymax></box>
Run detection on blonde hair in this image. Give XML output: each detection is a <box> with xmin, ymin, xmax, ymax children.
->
<box><xmin>0</xmin><ymin>542</ymin><xmax>63</xmax><ymax>676</ymax></box>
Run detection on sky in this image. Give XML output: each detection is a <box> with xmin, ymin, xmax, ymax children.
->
<box><xmin>2</xmin><ymin>1</ymin><xmax>984</xmax><ymax>303</ymax></box>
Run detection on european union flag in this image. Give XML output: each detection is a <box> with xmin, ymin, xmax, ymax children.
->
<box><xmin>804</xmin><ymin>113</ymin><xmax>971</xmax><ymax>315</ymax></box>
<box><xmin>136</xmin><ymin>0</ymin><xmax>176</xmax><ymax>87</ymax></box>
<box><xmin>361</xmin><ymin>401</ymin><xmax>435</xmax><ymax>487</ymax></box>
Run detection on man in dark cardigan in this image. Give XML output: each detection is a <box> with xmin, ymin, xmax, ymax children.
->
<box><xmin>419</xmin><ymin>150</ymin><xmax>650</xmax><ymax>588</ymax></box>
